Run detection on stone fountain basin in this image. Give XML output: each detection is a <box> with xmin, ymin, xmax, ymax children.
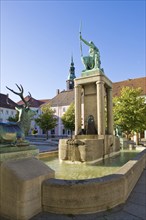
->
<box><xmin>42</xmin><ymin>149</ymin><xmax>146</xmax><ymax>214</ymax></box>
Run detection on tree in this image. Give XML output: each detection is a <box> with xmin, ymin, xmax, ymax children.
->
<box><xmin>61</xmin><ymin>102</ymin><xmax>75</xmax><ymax>138</ymax></box>
<box><xmin>35</xmin><ymin>104</ymin><xmax>57</xmax><ymax>139</ymax></box>
<box><xmin>113</xmin><ymin>87</ymin><xmax>146</xmax><ymax>144</ymax></box>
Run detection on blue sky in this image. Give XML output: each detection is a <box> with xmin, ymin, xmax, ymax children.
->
<box><xmin>1</xmin><ymin>0</ymin><xmax>145</xmax><ymax>102</ymax></box>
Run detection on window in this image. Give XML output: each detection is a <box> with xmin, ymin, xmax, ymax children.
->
<box><xmin>63</xmin><ymin>107</ymin><xmax>66</xmax><ymax>112</ymax></box>
<box><xmin>6</xmin><ymin>110</ymin><xmax>9</xmax><ymax>115</ymax></box>
<box><xmin>62</xmin><ymin>129</ymin><xmax>66</xmax><ymax>135</ymax></box>
<box><xmin>51</xmin><ymin>129</ymin><xmax>55</xmax><ymax>134</ymax></box>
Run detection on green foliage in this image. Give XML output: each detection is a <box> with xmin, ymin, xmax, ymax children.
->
<box><xmin>61</xmin><ymin>103</ymin><xmax>75</xmax><ymax>137</ymax></box>
<box><xmin>35</xmin><ymin>104</ymin><xmax>57</xmax><ymax>139</ymax></box>
<box><xmin>32</xmin><ymin>128</ymin><xmax>38</xmax><ymax>135</ymax></box>
<box><xmin>113</xmin><ymin>87</ymin><xmax>146</xmax><ymax>136</ymax></box>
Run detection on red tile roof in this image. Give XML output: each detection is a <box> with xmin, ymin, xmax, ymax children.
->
<box><xmin>0</xmin><ymin>93</ymin><xmax>17</xmax><ymax>109</ymax></box>
<box><xmin>39</xmin><ymin>99</ymin><xmax>51</xmax><ymax>103</ymax></box>
<box><xmin>41</xmin><ymin>77</ymin><xmax>146</xmax><ymax>108</ymax></box>
<box><xmin>113</xmin><ymin>77</ymin><xmax>146</xmax><ymax>97</ymax></box>
<box><xmin>17</xmin><ymin>96</ymin><xmax>50</xmax><ymax>108</ymax></box>
<box><xmin>2</xmin><ymin>77</ymin><xmax>145</xmax><ymax>109</ymax></box>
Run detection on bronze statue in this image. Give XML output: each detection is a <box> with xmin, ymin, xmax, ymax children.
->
<box><xmin>86</xmin><ymin>115</ymin><xmax>97</xmax><ymax>135</ymax></box>
<box><xmin>79</xmin><ymin>24</ymin><xmax>102</xmax><ymax>72</ymax></box>
<box><xmin>6</xmin><ymin>84</ymin><xmax>33</xmax><ymax>135</ymax></box>
<box><xmin>0</xmin><ymin>122</ymin><xmax>25</xmax><ymax>144</ymax></box>
<box><xmin>80</xmin><ymin>34</ymin><xmax>101</xmax><ymax>71</ymax></box>
<box><xmin>6</xmin><ymin>84</ymin><xmax>31</xmax><ymax>121</ymax></box>
<box><xmin>0</xmin><ymin>84</ymin><xmax>34</xmax><ymax>145</ymax></box>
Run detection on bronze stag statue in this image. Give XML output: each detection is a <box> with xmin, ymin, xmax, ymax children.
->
<box><xmin>0</xmin><ymin>84</ymin><xmax>33</xmax><ymax>145</ymax></box>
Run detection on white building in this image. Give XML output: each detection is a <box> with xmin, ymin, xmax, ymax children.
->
<box><xmin>0</xmin><ymin>94</ymin><xmax>17</xmax><ymax>123</ymax></box>
<box><xmin>38</xmin><ymin>57</ymin><xmax>76</xmax><ymax>136</ymax></box>
<box><xmin>47</xmin><ymin>89</ymin><xmax>74</xmax><ymax>136</ymax></box>
<box><xmin>44</xmin><ymin>76</ymin><xmax>146</xmax><ymax>139</ymax></box>
<box><xmin>1</xmin><ymin>59</ymin><xmax>146</xmax><ymax>140</ymax></box>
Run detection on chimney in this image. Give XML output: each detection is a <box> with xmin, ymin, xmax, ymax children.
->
<box><xmin>6</xmin><ymin>94</ymin><xmax>9</xmax><ymax>104</ymax></box>
<box><xmin>56</xmin><ymin>89</ymin><xmax>60</xmax><ymax>95</ymax></box>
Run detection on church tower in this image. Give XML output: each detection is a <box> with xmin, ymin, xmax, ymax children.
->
<box><xmin>66</xmin><ymin>56</ymin><xmax>76</xmax><ymax>90</ymax></box>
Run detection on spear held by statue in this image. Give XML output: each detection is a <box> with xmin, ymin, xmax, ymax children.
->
<box><xmin>79</xmin><ymin>21</ymin><xmax>83</xmax><ymax>57</ymax></box>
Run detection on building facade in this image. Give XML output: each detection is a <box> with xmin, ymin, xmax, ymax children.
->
<box><xmin>41</xmin><ymin>58</ymin><xmax>76</xmax><ymax>136</ymax></box>
<box><xmin>0</xmin><ymin>94</ymin><xmax>17</xmax><ymax>123</ymax></box>
<box><xmin>1</xmin><ymin>60</ymin><xmax>145</xmax><ymax>139</ymax></box>
<box><xmin>46</xmin><ymin>76</ymin><xmax>146</xmax><ymax>138</ymax></box>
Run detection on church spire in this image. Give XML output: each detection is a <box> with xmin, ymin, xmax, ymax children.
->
<box><xmin>71</xmin><ymin>54</ymin><xmax>73</xmax><ymax>64</ymax></box>
<box><xmin>66</xmin><ymin>55</ymin><xmax>76</xmax><ymax>90</ymax></box>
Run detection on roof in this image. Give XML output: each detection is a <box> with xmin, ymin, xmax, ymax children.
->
<box><xmin>2</xmin><ymin>77</ymin><xmax>145</xmax><ymax>110</ymax></box>
<box><xmin>39</xmin><ymin>99</ymin><xmax>51</xmax><ymax>103</ymax></box>
<box><xmin>17</xmin><ymin>96</ymin><xmax>50</xmax><ymax>108</ymax></box>
<box><xmin>48</xmin><ymin>90</ymin><xmax>74</xmax><ymax>107</ymax></box>
<box><xmin>42</xmin><ymin>77</ymin><xmax>146</xmax><ymax>108</ymax></box>
<box><xmin>113</xmin><ymin>77</ymin><xmax>146</xmax><ymax>97</ymax></box>
<box><xmin>0</xmin><ymin>93</ymin><xmax>17</xmax><ymax>109</ymax></box>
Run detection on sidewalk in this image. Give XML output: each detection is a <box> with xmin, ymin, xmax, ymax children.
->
<box><xmin>26</xmin><ymin>136</ymin><xmax>59</xmax><ymax>152</ymax></box>
<box><xmin>31</xmin><ymin>169</ymin><xmax>146</xmax><ymax>220</ymax></box>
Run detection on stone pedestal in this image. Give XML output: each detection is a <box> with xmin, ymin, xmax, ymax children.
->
<box><xmin>96</xmin><ymin>80</ymin><xmax>105</xmax><ymax>135</ymax></box>
<box><xmin>75</xmin><ymin>85</ymin><xmax>82</xmax><ymax>135</ymax></box>
<box><xmin>0</xmin><ymin>157</ymin><xmax>54</xmax><ymax>220</ymax></box>
<box><xmin>59</xmin><ymin>69</ymin><xmax>120</xmax><ymax>163</ymax></box>
<box><xmin>74</xmin><ymin>69</ymin><xmax>113</xmax><ymax>135</ymax></box>
<box><xmin>59</xmin><ymin>135</ymin><xmax>120</xmax><ymax>163</ymax></box>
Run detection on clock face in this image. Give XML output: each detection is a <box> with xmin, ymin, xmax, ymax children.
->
<box><xmin>70</xmin><ymin>81</ymin><xmax>72</xmax><ymax>84</ymax></box>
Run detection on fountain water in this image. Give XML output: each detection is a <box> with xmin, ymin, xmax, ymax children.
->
<box><xmin>42</xmin><ymin>147</ymin><xmax>145</xmax><ymax>180</ymax></box>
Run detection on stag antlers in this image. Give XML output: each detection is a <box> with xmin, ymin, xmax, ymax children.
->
<box><xmin>6</xmin><ymin>84</ymin><xmax>32</xmax><ymax>109</ymax></box>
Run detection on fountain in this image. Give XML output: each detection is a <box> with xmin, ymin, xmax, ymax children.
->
<box><xmin>0</xmin><ymin>84</ymin><xmax>39</xmax><ymax>161</ymax></box>
<box><xmin>41</xmin><ymin>33</ymin><xmax>146</xmax><ymax>215</ymax></box>
<box><xmin>59</xmin><ymin>33</ymin><xmax>120</xmax><ymax>164</ymax></box>
<box><xmin>0</xmin><ymin>85</ymin><xmax>54</xmax><ymax>220</ymax></box>
<box><xmin>43</xmin><ymin>147</ymin><xmax>144</xmax><ymax>180</ymax></box>
<box><xmin>0</xmin><ymin>37</ymin><xmax>146</xmax><ymax>220</ymax></box>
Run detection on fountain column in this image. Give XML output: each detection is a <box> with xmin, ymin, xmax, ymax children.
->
<box><xmin>75</xmin><ymin>84</ymin><xmax>82</xmax><ymax>135</ymax></box>
<box><xmin>107</xmin><ymin>88</ymin><xmax>113</xmax><ymax>135</ymax></box>
<box><xmin>96</xmin><ymin>81</ymin><xmax>105</xmax><ymax>135</ymax></box>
